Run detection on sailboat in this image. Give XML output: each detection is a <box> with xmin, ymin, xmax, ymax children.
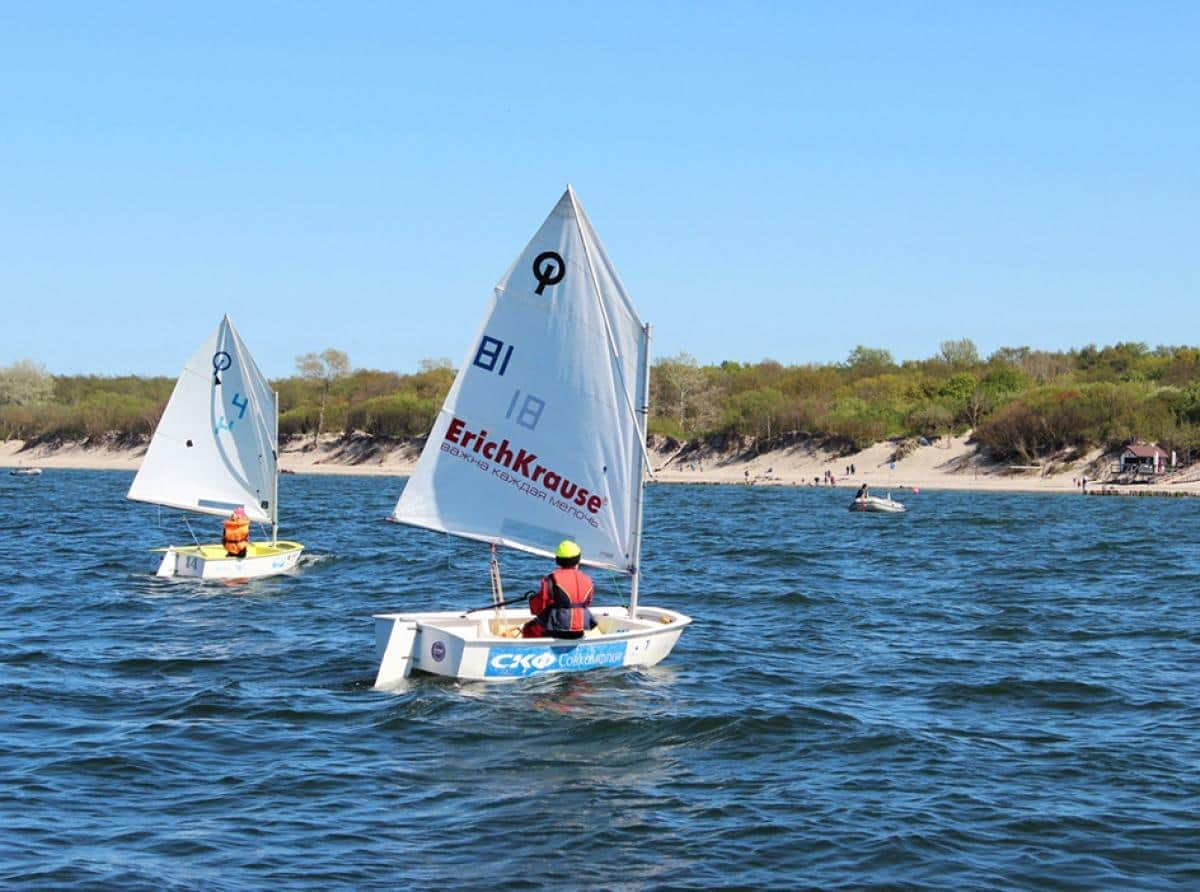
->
<box><xmin>373</xmin><ymin>188</ymin><xmax>691</xmax><ymax>684</ymax></box>
<box><xmin>127</xmin><ymin>315</ymin><xmax>303</xmax><ymax>579</ymax></box>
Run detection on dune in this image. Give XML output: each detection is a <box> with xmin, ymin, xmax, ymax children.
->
<box><xmin>5</xmin><ymin>433</ymin><xmax>1199</xmax><ymax>496</ymax></box>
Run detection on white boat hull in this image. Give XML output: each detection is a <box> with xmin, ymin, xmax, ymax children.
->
<box><xmin>849</xmin><ymin>495</ymin><xmax>906</xmax><ymax>513</ymax></box>
<box><xmin>154</xmin><ymin>540</ymin><xmax>304</xmax><ymax>580</ymax></box>
<box><xmin>373</xmin><ymin>605</ymin><xmax>691</xmax><ymax>686</ymax></box>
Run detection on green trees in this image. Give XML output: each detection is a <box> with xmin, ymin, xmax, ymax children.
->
<box><xmin>843</xmin><ymin>346</ymin><xmax>895</xmax><ymax>377</ymax></box>
<box><xmin>0</xmin><ymin>360</ymin><xmax>55</xmax><ymax>406</ymax></box>
<box><xmin>972</xmin><ymin>381</ymin><xmax>1182</xmax><ymax>461</ymax></box>
<box><xmin>650</xmin><ymin>353</ymin><xmax>712</xmax><ymax>438</ymax></box>
<box><xmin>295</xmin><ymin>348</ymin><xmax>351</xmax><ymax>447</ymax></box>
<box><xmin>0</xmin><ymin>363</ymin><xmax>171</xmax><ymax>440</ymax></box>
<box><xmin>938</xmin><ymin>338</ymin><xmax>980</xmax><ymax>368</ymax></box>
<box><xmin>6</xmin><ymin>339</ymin><xmax>1200</xmax><ymax>462</ymax></box>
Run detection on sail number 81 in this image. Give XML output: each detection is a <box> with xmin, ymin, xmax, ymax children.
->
<box><xmin>473</xmin><ymin>335</ymin><xmax>513</xmax><ymax>376</ymax></box>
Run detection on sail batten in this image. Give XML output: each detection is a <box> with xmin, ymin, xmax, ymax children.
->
<box><xmin>394</xmin><ymin>189</ymin><xmax>647</xmax><ymax>573</ymax></box>
<box><xmin>127</xmin><ymin>317</ymin><xmax>277</xmax><ymax>525</ymax></box>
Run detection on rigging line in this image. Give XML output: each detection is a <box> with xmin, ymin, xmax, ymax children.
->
<box><xmin>606</xmin><ymin>568</ymin><xmax>631</xmax><ymax>610</ymax></box>
<box><xmin>182</xmin><ymin>515</ymin><xmax>201</xmax><ymax>547</ymax></box>
<box><xmin>569</xmin><ymin>189</ymin><xmax>656</xmax><ymax>480</ymax></box>
<box><xmin>489</xmin><ymin>543</ymin><xmax>505</xmax><ymax>609</ymax></box>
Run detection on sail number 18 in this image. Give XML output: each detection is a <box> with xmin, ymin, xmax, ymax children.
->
<box><xmin>474</xmin><ymin>334</ymin><xmax>545</xmax><ymax>431</ymax></box>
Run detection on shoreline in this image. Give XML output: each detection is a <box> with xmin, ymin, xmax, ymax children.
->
<box><xmin>6</xmin><ymin>434</ymin><xmax>1200</xmax><ymax>497</ymax></box>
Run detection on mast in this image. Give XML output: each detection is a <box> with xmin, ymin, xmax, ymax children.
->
<box><xmin>628</xmin><ymin>322</ymin><xmax>652</xmax><ymax>615</ymax></box>
<box><xmin>272</xmin><ymin>389</ymin><xmax>279</xmax><ymax>545</ymax></box>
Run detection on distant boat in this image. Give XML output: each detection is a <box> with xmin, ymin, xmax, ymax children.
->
<box><xmin>126</xmin><ymin>315</ymin><xmax>303</xmax><ymax>580</ymax></box>
<box><xmin>9</xmin><ymin>467</ymin><xmax>42</xmax><ymax>476</ymax></box>
<box><xmin>849</xmin><ymin>493</ymin><xmax>906</xmax><ymax>513</ymax></box>
<box><xmin>373</xmin><ymin>187</ymin><xmax>691</xmax><ymax>685</ymax></box>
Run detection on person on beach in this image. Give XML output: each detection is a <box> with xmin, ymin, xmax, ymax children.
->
<box><xmin>222</xmin><ymin>506</ymin><xmax>250</xmax><ymax>557</ymax></box>
<box><xmin>522</xmin><ymin>540</ymin><xmax>597</xmax><ymax>640</ymax></box>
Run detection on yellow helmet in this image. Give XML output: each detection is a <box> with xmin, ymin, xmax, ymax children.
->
<box><xmin>555</xmin><ymin>539</ymin><xmax>581</xmax><ymax>560</ymax></box>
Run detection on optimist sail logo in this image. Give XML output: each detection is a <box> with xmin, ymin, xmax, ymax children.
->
<box><xmin>211</xmin><ymin>351</ymin><xmax>232</xmax><ymax>385</ymax></box>
<box><xmin>532</xmin><ymin>251</ymin><xmax>565</xmax><ymax>295</ymax></box>
<box><xmin>484</xmin><ymin>642</ymin><xmax>627</xmax><ymax>678</ymax></box>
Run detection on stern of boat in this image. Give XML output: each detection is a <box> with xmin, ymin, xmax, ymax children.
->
<box><xmin>373</xmin><ymin>605</ymin><xmax>691</xmax><ymax>684</ymax></box>
<box><xmin>165</xmin><ymin>541</ymin><xmax>305</xmax><ymax>579</ymax></box>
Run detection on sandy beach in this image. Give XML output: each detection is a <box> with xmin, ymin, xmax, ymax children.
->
<box><xmin>649</xmin><ymin>433</ymin><xmax>1200</xmax><ymax>496</ymax></box>
<box><xmin>5</xmin><ymin>433</ymin><xmax>1200</xmax><ymax>497</ymax></box>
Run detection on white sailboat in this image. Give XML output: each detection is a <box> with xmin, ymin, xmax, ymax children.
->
<box><xmin>374</xmin><ymin>187</ymin><xmax>691</xmax><ymax>684</ymax></box>
<box><xmin>127</xmin><ymin>315</ymin><xmax>303</xmax><ymax>579</ymax></box>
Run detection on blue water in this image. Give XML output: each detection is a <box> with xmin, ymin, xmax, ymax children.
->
<box><xmin>2</xmin><ymin>470</ymin><xmax>1198</xmax><ymax>890</ymax></box>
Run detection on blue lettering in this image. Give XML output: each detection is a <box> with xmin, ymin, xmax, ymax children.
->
<box><xmin>474</xmin><ymin>335</ymin><xmax>514</xmax><ymax>375</ymax></box>
<box><xmin>231</xmin><ymin>392</ymin><xmax>249</xmax><ymax>419</ymax></box>
<box><xmin>506</xmin><ymin>390</ymin><xmax>546</xmax><ymax>430</ymax></box>
<box><xmin>484</xmin><ymin>642</ymin><xmax>627</xmax><ymax>678</ymax></box>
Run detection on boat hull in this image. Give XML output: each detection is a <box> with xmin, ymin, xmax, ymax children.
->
<box><xmin>155</xmin><ymin>540</ymin><xmax>304</xmax><ymax>580</ymax></box>
<box><xmin>373</xmin><ymin>606</ymin><xmax>691</xmax><ymax>686</ymax></box>
<box><xmin>849</xmin><ymin>496</ymin><xmax>906</xmax><ymax>513</ymax></box>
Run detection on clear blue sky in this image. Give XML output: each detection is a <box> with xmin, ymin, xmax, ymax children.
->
<box><xmin>2</xmin><ymin>2</ymin><xmax>1197</xmax><ymax>378</ymax></box>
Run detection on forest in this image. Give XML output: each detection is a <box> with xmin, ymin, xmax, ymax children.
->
<box><xmin>4</xmin><ymin>338</ymin><xmax>1200</xmax><ymax>464</ymax></box>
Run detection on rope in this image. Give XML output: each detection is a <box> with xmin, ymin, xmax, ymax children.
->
<box><xmin>606</xmin><ymin>568</ymin><xmax>630</xmax><ymax>611</ymax></box>
<box><xmin>489</xmin><ymin>543</ymin><xmax>504</xmax><ymax>609</ymax></box>
<box><xmin>182</xmin><ymin>515</ymin><xmax>201</xmax><ymax>547</ymax></box>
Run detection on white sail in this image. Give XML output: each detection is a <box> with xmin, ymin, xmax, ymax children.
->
<box><xmin>393</xmin><ymin>187</ymin><xmax>649</xmax><ymax>574</ymax></box>
<box><xmin>128</xmin><ymin>316</ymin><xmax>277</xmax><ymax>525</ymax></box>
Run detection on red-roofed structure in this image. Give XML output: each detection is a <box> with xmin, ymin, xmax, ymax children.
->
<box><xmin>1120</xmin><ymin>443</ymin><xmax>1168</xmax><ymax>474</ymax></box>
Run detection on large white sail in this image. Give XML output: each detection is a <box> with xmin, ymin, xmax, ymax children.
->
<box><xmin>393</xmin><ymin>187</ymin><xmax>649</xmax><ymax>574</ymax></box>
<box><xmin>128</xmin><ymin>316</ymin><xmax>277</xmax><ymax>525</ymax></box>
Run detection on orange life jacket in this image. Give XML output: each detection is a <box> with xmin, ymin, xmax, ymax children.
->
<box><xmin>223</xmin><ymin>516</ymin><xmax>250</xmax><ymax>557</ymax></box>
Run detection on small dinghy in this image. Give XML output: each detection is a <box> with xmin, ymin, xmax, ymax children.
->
<box><xmin>126</xmin><ymin>316</ymin><xmax>303</xmax><ymax>579</ymax></box>
<box><xmin>374</xmin><ymin>187</ymin><xmax>691</xmax><ymax>685</ymax></box>
<box><xmin>849</xmin><ymin>494</ymin><xmax>907</xmax><ymax>513</ymax></box>
<box><xmin>9</xmin><ymin>466</ymin><xmax>42</xmax><ymax>476</ymax></box>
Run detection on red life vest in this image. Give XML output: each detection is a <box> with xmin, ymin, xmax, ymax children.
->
<box><xmin>539</xmin><ymin>568</ymin><xmax>595</xmax><ymax>635</ymax></box>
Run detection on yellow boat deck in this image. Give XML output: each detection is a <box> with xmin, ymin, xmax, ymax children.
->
<box><xmin>165</xmin><ymin>540</ymin><xmax>304</xmax><ymax>562</ymax></box>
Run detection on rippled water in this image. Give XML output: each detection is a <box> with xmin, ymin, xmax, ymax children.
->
<box><xmin>2</xmin><ymin>470</ymin><xmax>1198</xmax><ymax>889</ymax></box>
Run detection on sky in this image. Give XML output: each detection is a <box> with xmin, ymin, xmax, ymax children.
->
<box><xmin>2</xmin><ymin>2</ymin><xmax>1197</xmax><ymax>379</ymax></box>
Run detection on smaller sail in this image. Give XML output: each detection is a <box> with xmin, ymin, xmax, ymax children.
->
<box><xmin>128</xmin><ymin>316</ymin><xmax>277</xmax><ymax>524</ymax></box>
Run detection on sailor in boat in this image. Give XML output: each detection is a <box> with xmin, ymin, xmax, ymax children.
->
<box><xmin>521</xmin><ymin>540</ymin><xmax>598</xmax><ymax>640</ymax></box>
<box><xmin>222</xmin><ymin>506</ymin><xmax>250</xmax><ymax>558</ymax></box>
<box><xmin>855</xmin><ymin>483</ymin><xmax>869</xmax><ymax>502</ymax></box>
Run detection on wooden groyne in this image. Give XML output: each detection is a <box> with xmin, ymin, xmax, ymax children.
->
<box><xmin>1084</xmin><ymin>487</ymin><xmax>1197</xmax><ymax>498</ymax></box>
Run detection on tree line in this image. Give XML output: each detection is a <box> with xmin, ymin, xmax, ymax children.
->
<box><xmin>4</xmin><ymin>338</ymin><xmax>1200</xmax><ymax>463</ymax></box>
<box><xmin>0</xmin><ymin>353</ymin><xmax>454</xmax><ymax>444</ymax></box>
